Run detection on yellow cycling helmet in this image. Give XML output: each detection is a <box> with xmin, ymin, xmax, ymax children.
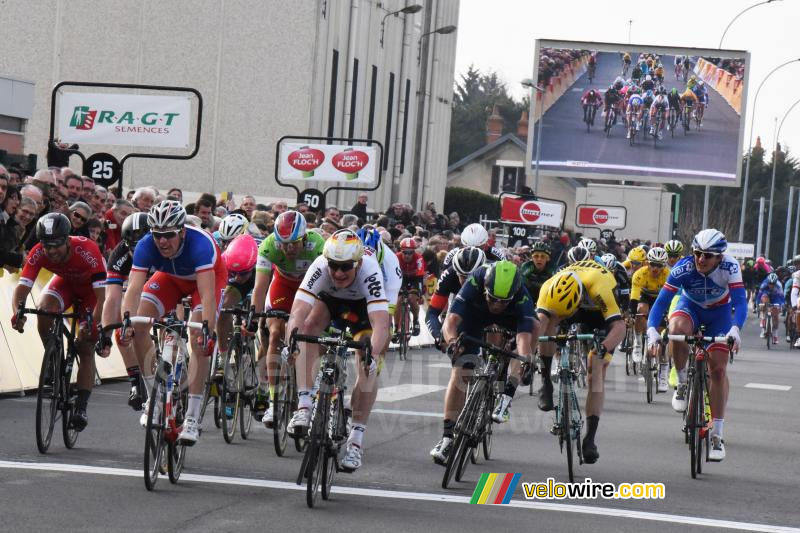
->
<box><xmin>543</xmin><ymin>271</ymin><xmax>583</xmax><ymax>316</ymax></box>
<box><xmin>627</xmin><ymin>247</ymin><xmax>647</xmax><ymax>263</ymax></box>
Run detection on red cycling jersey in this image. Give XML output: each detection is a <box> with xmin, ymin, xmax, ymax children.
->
<box><xmin>581</xmin><ymin>90</ymin><xmax>602</xmax><ymax>106</ymax></box>
<box><xmin>396</xmin><ymin>251</ymin><xmax>425</xmax><ymax>277</ymax></box>
<box><xmin>20</xmin><ymin>236</ymin><xmax>106</xmax><ymax>290</ymax></box>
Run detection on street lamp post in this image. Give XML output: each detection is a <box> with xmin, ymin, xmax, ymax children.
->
<box><xmin>379</xmin><ymin>4</ymin><xmax>422</xmax><ymax>48</ymax></box>
<box><xmin>766</xmin><ymin>97</ymin><xmax>800</xmax><ymax>260</ymax></box>
<box><xmin>521</xmin><ymin>78</ymin><xmax>545</xmax><ymax>196</ymax></box>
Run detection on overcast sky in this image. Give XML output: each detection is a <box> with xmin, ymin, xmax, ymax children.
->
<box><xmin>455</xmin><ymin>0</ymin><xmax>800</xmax><ymax>160</ymax></box>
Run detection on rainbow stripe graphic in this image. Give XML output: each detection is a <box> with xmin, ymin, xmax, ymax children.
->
<box><xmin>469</xmin><ymin>473</ymin><xmax>521</xmax><ymax>504</ymax></box>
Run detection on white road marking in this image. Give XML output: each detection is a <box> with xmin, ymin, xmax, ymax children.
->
<box><xmin>744</xmin><ymin>383</ymin><xmax>792</xmax><ymax>391</ymax></box>
<box><xmin>0</xmin><ymin>460</ymin><xmax>797</xmax><ymax>533</ymax></box>
<box><xmin>376</xmin><ymin>384</ymin><xmax>445</xmax><ymax>402</ymax></box>
<box><xmin>372</xmin><ymin>408</ymin><xmax>441</xmax><ymax>418</ymax></box>
<box><xmin>427</xmin><ymin>363</ymin><xmax>452</xmax><ymax>368</ymax></box>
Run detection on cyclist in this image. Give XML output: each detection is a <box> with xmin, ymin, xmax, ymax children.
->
<box><xmin>646</xmin><ymin>229</ymin><xmax>746</xmax><ymax>462</ymax></box>
<box><xmin>622</xmin><ymin>52</ymin><xmax>631</xmax><ymax>74</ymax></box>
<box><xmin>97</xmin><ymin>212</ymin><xmax>151</xmax><ymax>411</ymax></box>
<box><xmin>691</xmin><ymin>80</ymin><xmax>709</xmax><ymax>127</ymax></box>
<box><xmin>251</xmin><ymin>210</ymin><xmax>324</xmax><ymax>426</ymax></box>
<box><xmin>534</xmin><ymin>259</ymin><xmax>626</xmax><ymax>464</ymax></box>
<box><xmin>11</xmin><ymin>213</ymin><xmax>107</xmax><ymax>431</ymax></box>
<box><xmin>756</xmin><ymin>272</ymin><xmax>784</xmax><ymax>344</ymax></box>
<box><xmin>581</xmin><ymin>89</ymin><xmax>603</xmax><ymax>126</ymax></box>
<box><xmin>287</xmin><ymin>229</ymin><xmax>391</xmax><ymax>471</ymax></box>
<box><xmin>641</xmin><ymin>74</ymin><xmax>655</xmax><ymax>93</ymax></box>
<box><xmin>629</xmin><ymin>247</ymin><xmax>670</xmax><ymax>390</ymax></box>
<box><xmin>631</xmin><ymin>62</ymin><xmax>643</xmax><ymax>84</ymax></box>
<box><xmin>519</xmin><ymin>241</ymin><xmax>557</xmax><ymax>301</ymax></box>
<box><xmin>790</xmin><ymin>256</ymin><xmax>800</xmax><ymax>347</ymax></box>
<box><xmin>566</xmin><ymin>245</ymin><xmax>591</xmax><ymax>265</ymax></box>
<box><xmin>213</xmin><ymin>212</ymin><xmax>248</xmax><ymax>251</ymax></box>
<box><xmin>664</xmin><ymin>239</ymin><xmax>684</xmax><ymax>267</ymax></box>
<box><xmin>648</xmin><ymin>88</ymin><xmax>670</xmax><ymax>139</ymax></box>
<box><xmin>626</xmin><ymin>91</ymin><xmax>645</xmax><ymax>139</ymax></box>
<box><xmin>674</xmin><ymin>55</ymin><xmax>684</xmax><ymax>79</ymax></box>
<box><xmin>654</xmin><ymin>63</ymin><xmax>665</xmax><ymax>85</ymax></box>
<box><xmin>577</xmin><ymin>237</ymin><xmax>602</xmax><ymax>263</ymax></box>
<box><xmin>622</xmin><ymin>246</ymin><xmax>647</xmax><ymax>278</ymax></box>
<box><xmin>120</xmin><ymin>200</ymin><xmax>228</xmax><ymax>444</ymax></box>
<box><xmin>431</xmin><ymin>261</ymin><xmax>535</xmax><ymax>464</ymax></box>
<box><xmin>396</xmin><ymin>237</ymin><xmax>425</xmax><ymax>337</ymax></box>
<box><xmin>666</xmin><ymin>88</ymin><xmax>681</xmax><ymax>129</ymax></box>
<box><xmin>682</xmin><ymin>56</ymin><xmax>692</xmax><ymax>79</ymax></box>
<box><xmin>601</xmin><ymin>253</ymin><xmax>631</xmax><ymax>311</ymax></box>
<box><xmin>443</xmin><ymin>223</ymin><xmax>506</xmax><ymax>266</ymax></box>
<box><xmin>602</xmin><ymin>79</ymin><xmax>624</xmax><ymax>128</ymax></box>
<box><xmin>680</xmin><ymin>87</ymin><xmax>698</xmax><ymax>126</ymax></box>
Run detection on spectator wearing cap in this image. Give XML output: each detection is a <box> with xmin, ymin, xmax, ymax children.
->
<box><xmin>351</xmin><ymin>193</ymin><xmax>368</xmax><ymax>223</ymax></box>
<box><xmin>69</xmin><ymin>201</ymin><xmax>92</xmax><ymax>237</ymax></box>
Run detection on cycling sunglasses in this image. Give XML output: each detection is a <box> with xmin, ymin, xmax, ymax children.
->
<box><xmin>485</xmin><ymin>290</ymin><xmax>513</xmax><ymax>304</ymax></box>
<box><xmin>42</xmin><ymin>239</ymin><xmax>67</xmax><ymax>249</ymax></box>
<box><xmin>328</xmin><ymin>260</ymin><xmax>356</xmax><ymax>273</ymax></box>
<box><xmin>693</xmin><ymin>250</ymin><xmax>721</xmax><ymax>260</ymax></box>
<box><xmin>151</xmin><ymin>230</ymin><xmax>179</xmax><ymax>241</ymax></box>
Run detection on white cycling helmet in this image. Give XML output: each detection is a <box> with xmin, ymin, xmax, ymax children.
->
<box><xmin>578</xmin><ymin>237</ymin><xmax>597</xmax><ymax>255</ymax></box>
<box><xmin>219</xmin><ymin>213</ymin><xmax>248</xmax><ymax>241</ymax></box>
<box><xmin>453</xmin><ymin>247</ymin><xmax>486</xmax><ymax>276</ymax></box>
<box><xmin>600</xmin><ymin>253</ymin><xmax>617</xmax><ymax>269</ymax></box>
<box><xmin>323</xmin><ymin>229</ymin><xmax>364</xmax><ymax>263</ymax></box>
<box><xmin>646</xmin><ymin>247</ymin><xmax>668</xmax><ymax>265</ymax></box>
<box><xmin>567</xmin><ymin>245</ymin><xmax>591</xmax><ymax>264</ymax></box>
<box><xmin>692</xmin><ymin>228</ymin><xmax>727</xmax><ymax>253</ymax></box>
<box><xmin>461</xmin><ymin>223</ymin><xmax>489</xmax><ymax>248</ymax></box>
<box><xmin>148</xmin><ymin>200</ymin><xmax>186</xmax><ymax>230</ymax></box>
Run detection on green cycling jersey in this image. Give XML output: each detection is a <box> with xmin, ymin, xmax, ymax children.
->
<box><xmin>256</xmin><ymin>232</ymin><xmax>325</xmax><ymax>280</ymax></box>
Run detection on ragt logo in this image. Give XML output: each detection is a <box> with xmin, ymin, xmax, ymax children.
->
<box><xmin>70</xmin><ymin>106</ymin><xmax>97</xmax><ymax>130</ymax></box>
<box><xmin>68</xmin><ymin>106</ymin><xmax>181</xmax><ymax>133</ymax></box>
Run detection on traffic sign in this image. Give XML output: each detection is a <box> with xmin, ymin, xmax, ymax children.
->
<box><xmin>83</xmin><ymin>152</ymin><xmax>121</xmax><ymax>188</ymax></box>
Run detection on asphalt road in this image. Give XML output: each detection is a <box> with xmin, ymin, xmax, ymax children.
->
<box><xmin>533</xmin><ymin>52</ymin><xmax>742</xmax><ymax>183</ymax></box>
<box><xmin>1</xmin><ymin>312</ymin><xmax>799</xmax><ymax>532</ymax></box>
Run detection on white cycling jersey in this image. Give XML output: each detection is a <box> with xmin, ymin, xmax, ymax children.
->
<box><xmin>366</xmin><ymin>245</ymin><xmax>401</xmax><ymax>306</ymax></box>
<box><xmin>296</xmin><ymin>253</ymin><xmax>388</xmax><ymax>312</ymax></box>
<box><xmin>791</xmin><ymin>271</ymin><xmax>800</xmax><ymax>307</ymax></box>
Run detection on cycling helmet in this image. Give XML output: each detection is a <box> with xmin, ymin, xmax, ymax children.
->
<box><xmin>647</xmin><ymin>247</ymin><xmax>668</xmax><ymax>265</ymax></box>
<box><xmin>400</xmin><ymin>237</ymin><xmax>417</xmax><ymax>250</ymax></box>
<box><xmin>121</xmin><ymin>212</ymin><xmax>150</xmax><ymax>245</ymax></box>
<box><xmin>357</xmin><ymin>227</ymin><xmax>384</xmax><ymax>263</ymax></box>
<box><xmin>273</xmin><ymin>210</ymin><xmax>307</xmax><ymax>243</ymax></box>
<box><xmin>36</xmin><ymin>212</ymin><xmax>71</xmax><ymax>245</ymax></box>
<box><xmin>453</xmin><ymin>247</ymin><xmax>486</xmax><ymax>277</ymax></box>
<box><xmin>692</xmin><ymin>228</ymin><xmax>727</xmax><ymax>253</ymax></box>
<box><xmin>645</xmin><ymin>89</ymin><xmax>654</xmax><ymax>99</ymax></box>
<box><xmin>543</xmin><ymin>271</ymin><xmax>583</xmax><ymax>316</ymax></box>
<box><xmin>218</xmin><ymin>213</ymin><xmax>248</xmax><ymax>241</ymax></box>
<box><xmin>532</xmin><ymin>241</ymin><xmax>551</xmax><ymax>256</ymax></box>
<box><xmin>613</xmin><ymin>79</ymin><xmax>624</xmax><ymax>90</ymax></box>
<box><xmin>600</xmin><ymin>253</ymin><xmax>617</xmax><ymax>270</ymax></box>
<box><xmin>461</xmin><ymin>223</ymin><xmax>489</xmax><ymax>248</ymax></box>
<box><xmin>664</xmin><ymin>239</ymin><xmax>684</xmax><ymax>255</ymax></box>
<box><xmin>657</xmin><ymin>86</ymin><xmax>667</xmax><ymax>95</ymax></box>
<box><xmin>567</xmin><ymin>245</ymin><xmax>590</xmax><ymax>263</ymax></box>
<box><xmin>223</xmin><ymin>234</ymin><xmax>258</xmax><ymax>274</ymax></box>
<box><xmin>645</xmin><ymin>74</ymin><xmax>652</xmax><ymax>82</ymax></box>
<box><xmin>588</xmin><ymin>89</ymin><xmax>596</xmax><ymax>97</ymax></box>
<box><xmin>323</xmin><ymin>229</ymin><xmax>364</xmax><ymax>263</ymax></box>
<box><xmin>148</xmin><ymin>200</ymin><xmax>186</xmax><ymax>230</ymax></box>
<box><xmin>484</xmin><ymin>260</ymin><xmax>522</xmax><ymax>300</ymax></box>
<box><xmin>697</xmin><ymin>80</ymin><xmax>704</xmax><ymax>87</ymax></box>
<box><xmin>627</xmin><ymin>247</ymin><xmax>647</xmax><ymax>263</ymax></box>
<box><xmin>767</xmin><ymin>272</ymin><xmax>779</xmax><ymax>284</ymax></box>
<box><xmin>670</xmin><ymin>88</ymin><xmax>679</xmax><ymax>97</ymax></box>
<box><xmin>578</xmin><ymin>237</ymin><xmax>597</xmax><ymax>255</ymax></box>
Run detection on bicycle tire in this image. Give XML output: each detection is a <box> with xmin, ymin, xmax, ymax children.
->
<box><xmin>273</xmin><ymin>361</ymin><xmax>290</xmax><ymax>456</ymax></box>
<box><xmin>35</xmin><ymin>341</ymin><xmax>60</xmax><ymax>454</ymax></box>
<box><xmin>687</xmin><ymin>375</ymin><xmax>699</xmax><ymax>479</ymax></box>
<box><xmin>560</xmin><ymin>371</ymin><xmax>574</xmax><ymax>483</ymax></box>
<box><xmin>653</xmin><ymin>116</ymin><xmax>659</xmax><ymax>147</ymax></box>
<box><xmin>442</xmin><ymin>430</ymin><xmax>469</xmax><ymax>489</ymax></box>
<box><xmin>144</xmin><ymin>377</ymin><xmax>166</xmax><ymax>491</ymax></box>
<box><xmin>455</xmin><ymin>384</ymin><xmax>487</xmax><ymax>482</ymax></box>
<box><xmin>168</xmin><ymin>382</ymin><xmax>188</xmax><ymax>484</ymax></box>
<box><xmin>305</xmin><ymin>392</ymin><xmax>329</xmax><ymax>508</ymax></box>
<box><xmin>220</xmin><ymin>345</ymin><xmax>240</xmax><ymax>443</ymax></box>
<box><xmin>399</xmin><ymin>302</ymin><xmax>409</xmax><ymax>361</ymax></box>
<box><xmin>239</xmin><ymin>347</ymin><xmax>256</xmax><ymax>440</ymax></box>
<box><xmin>62</xmin><ymin>381</ymin><xmax>79</xmax><ymax>449</ymax></box>
<box><xmin>643</xmin><ymin>334</ymin><xmax>654</xmax><ymax>403</ymax></box>
<box><xmin>482</xmin><ymin>393</ymin><xmax>495</xmax><ymax>461</ymax></box>
<box><xmin>765</xmin><ymin>313</ymin><xmax>772</xmax><ymax>350</ymax></box>
<box><xmin>322</xmin><ymin>398</ymin><xmax>345</xmax><ymax>501</ymax></box>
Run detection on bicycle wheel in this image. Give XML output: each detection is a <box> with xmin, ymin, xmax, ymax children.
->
<box><xmin>455</xmin><ymin>385</ymin><xmax>486</xmax><ymax>482</ymax></box>
<box><xmin>765</xmin><ymin>314</ymin><xmax>772</xmax><ymax>350</ymax></box>
<box><xmin>168</xmin><ymin>387</ymin><xmax>188</xmax><ymax>484</ymax></box>
<box><xmin>220</xmin><ymin>345</ymin><xmax>240</xmax><ymax>443</ymax></box>
<box><xmin>482</xmin><ymin>393</ymin><xmax>495</xmax><ymax>461</ymax></box>
<box><xmin>305</xmin><ymin>393</ymin><xmax>329</xmax><ymax>508</ymax></box>
<box><xmin>559</xmin><ymin>372</ymin><xmax>574</xmax><ymax>483</ymax></box>
<box><xmin>442</xmin><ymin>382</ymin><xmax>481</xmax><ymax>488</ymax></box>
<box><xmin>643</xmin><ymin>335</ymin><xmax>654</xmax><ymax>404</ymax></box>
<box><xmin>273</xmin><ymin>361</ymin><xmax>290</xmax><ymax>456</ymax></box>
<box><xmin>35</xmin><ymin>341</ymin><xmax>61</xmax><ymax>454</ymax></box>
<box><xmin>239</xmin><ymin>347</ymin><xmax>256</xmax><ymax>440</ymax></box>
<box><xmin>322</xmin><ymin>399</ymin><xmax>345</xmax><ymax>501</ymax></box>
<box><xmin>144</xmin><ymin>377</ymin><xmax>166</xmax><ymax>491</ymax></box>
<box><xmin>687</xmin><ymin>376</ymin><xmax>700</xmax><ymax>479</ymax></box>
<box><xmin>399</xmin><ymin>303</ymin><xmax>409</xmax><ymax>361</ymax></box>
<box><xmin>62</xmin><ymin>380</ymin><xmax>79</xmax><ymax>449</ymax></box>
<box><xmin>442</xmin><ymin>431</ymin><xmax>469</xmax><ymax>489</ymax></box>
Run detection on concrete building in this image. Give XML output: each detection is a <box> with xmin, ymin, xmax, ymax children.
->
<box><xmin>0</xmin><ymin>0</ymin><xmax>459</xmax><ymax>209</ymax></box>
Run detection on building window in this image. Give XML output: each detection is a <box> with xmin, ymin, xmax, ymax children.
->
<box><xmin>490</xmin><ymin>165</ymin><xmax>523</xmax><ymax>194</ymax></box>
<box><xmin>0</xmin><ymin>115</ymin><xmax>25</xmax><ymax>133</ymax></box>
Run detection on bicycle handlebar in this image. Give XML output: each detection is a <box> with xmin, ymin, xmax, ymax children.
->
<box><xmin>457</xmin><ymin>334</ymin><xmax>529</xmax><ymax>363</ymax></box>
<box><xmin>289</xmin><ymin>327</ymin><xmax>371</xmax><ymax>359</ymax></box>
<box><xmin>665</xmin><ymin>334</ymin><xmax>732</xmax><ymax>344</ymax></box>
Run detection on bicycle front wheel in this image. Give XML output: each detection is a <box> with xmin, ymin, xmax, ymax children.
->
<box><xmin>62</xmin><ymin>380</ymin><xmax>79</xmax><ymax>449</ymax></box>
<box><xmin>239</xmin><ymin>346</ymin><xmax>256</xmax><ymax>440</ymax></box>
<box><xmin>168</xmin><ymin>387</ymin><xmax>188</xmax><ymax>484</ymax></box>
<box><xmin>35</xmin><ymin>342</ymin><xmax>61</xmax><ymax>454</ymax></box>
<box><xmin>305</xmin><ymin>393</ymin><xmax>329</xmax><ymax>508</ymax></box>
<box><xmin>220</xmin><ymin>346</ymin><xmax>240</xmax><ymax>443</ymax></box>
<box><xmin>144</xmin><ymin>377</ymin><xmax>166</xmax><ymax>491</ymax></box>
<box><xmin>560</xmin><ymin>375</ymin><xmax>575</xmax><ymax>483</ymax></box>
<box><xmin>482</xmin><ymin>393</ymin><xmax>495</xmax><ymax>461</ymax></box>
<box><xmin>273</xmin><ymin>361</ymin><xmax>290</xmax><ymax>456</ymax></box>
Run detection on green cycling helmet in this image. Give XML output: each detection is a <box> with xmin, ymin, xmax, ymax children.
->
<box><xmin>532</xmin><ymin>241</ymin><xmax>551</xmax><ymax>256</ymax></box>
<box><xmin>484</xmin><ymin>260</ymin><xmax>523</xmax><ymax>300</ymax></box>
<box><xmin>670</xmin><ymin>88</ymin><xmax>678</xmax><ymax>97</ymax></box>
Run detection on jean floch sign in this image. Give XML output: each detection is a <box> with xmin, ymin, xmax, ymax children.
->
<box><xmin>57</xmin><ymin>92</ymin><xmax>192</xmax><ymax>148</ymax></box>
<box><xmin>279</xmin><ymin>143</ymin><xmax>377</xmax><ymax>184</ymax></box>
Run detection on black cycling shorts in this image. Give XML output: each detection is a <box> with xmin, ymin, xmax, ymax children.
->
<box><xmin>319</xmin><ymin>293</ymin><xmax>372</xmax><ymax>337</ymax></box>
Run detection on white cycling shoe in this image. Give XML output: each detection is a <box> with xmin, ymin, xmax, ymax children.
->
<box><xmin>177</xmin><ymin>416</ymin><xmax>200</xmax><ymax>446</ymax></box>
<box><xmin>341</xmin><ymin>442</ymin><xmax>363</xmax><ymax>470</ymax></box>
<box><xmin>672</xmin><ymin>383</ymin><xmax>687</xmax><ymax>412</ymax></box>
<box><xmin>708</xmin><ymin>436</ymin><xmax>725</xmax><ymax>461</ymax></box>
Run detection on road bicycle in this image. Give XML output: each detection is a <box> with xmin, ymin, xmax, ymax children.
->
<box><xmin>218</xmin><ymin>306</ymin><xmax>259</xmax><ymax>443</ymax></box>
<box><xmin>16</xmin><ymin>305</ymin><xmax>90</xmax><ymax>454</ymax></box>
<box><xmin>668</xmin><ymin>106</ymin><xmax>679</xmax><ymax>138</ymax></box>
<box><xmin>395</xmin><ymin>288</ymin><xmax>412</xmax><ymax>361</ymax></box>
<box><xmin>540</xmin><ymin>326</ymin><xmax>602</xmax><ymax>482</ymax></box>
<box><xmin>587</xmin><ymin>62</ymin><xmax>595</xmax><ymax>83</ymax></box>
<box><xmin>651</xmin><ymin>110</ymin><xmax>664</xmax><ymax>147</ymax></box>
<box><xmin>583</xmin><ymin>103</ymin><xmax>599</xmax><ymax>132</ymax></box>
<box><xmin>619</xmin><ymin>318</ymin><xmax>638</xmax><ymax>376</ymax></box>
<box><xmin>682</xmin><ymin>103</ymin><xmax>693</xmax><ymax>134</ymax></box>
<box><xmin>664</xmin><ymin>329</ymin><xmax>732</xmax><ymax>479</ymax></box>
<box><xmin>291</xmin><ymin>327</ymin><xmax>370</xmax><ymax>508</ymax></box>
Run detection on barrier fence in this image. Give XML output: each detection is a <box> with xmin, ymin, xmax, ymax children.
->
<box><xmin>694</xmin><ymin>57</ymin><xmax>743</xmax><ymax>115</ymax></box>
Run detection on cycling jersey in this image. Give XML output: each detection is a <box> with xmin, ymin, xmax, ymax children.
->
<box><xmin>397</xmin><ymin>251</ymin><xmax>425</xmax><ymax>278</ymax></box>
<box><xmin>296</xmin><ymin>254</ymin><xmax>388</xmax><ymax>312</ymax></box>
<box><xmin>581</xmin><ymin>91</ymin><xmax>603</xmax><ymax>106</ymax></box>
<box><xmin>630</xmin><ymin>264</ymin><xmax>668</xmax><ymax>301</ymax></box>
<box><xmin>668</xmin><ymin>93</ymin><xmax>681</xmax><ymax>109</ymax></box>
<box><xmin>651</xmin><ymin>96</ymin><xmax>669</xmax><ymax>111</ymax></box>
<box><xmin>756</xmin><ymin>279</ymin><xmax>785</xmax><ymax>306</ymax></box>
<box><xmin>367</xmin><ymin>246</ymin><xmax>401</xmax><ymax>306</ymax></box>
<box><xmin>443</xmin><ymin>245</ymin><xmax>505</xmax><ymax>267</ymax></box>
<box><xmin>425</xmin><ymin>266</ymin><xmax>464</xmax><ymax>339</ymax></box>
<box><xmin>537</xmin><ymin>260</ymin><xmax>622</xmax><ymax>324</ymax></box>
<box><xmin>20</xmin><ymin>236</ymin><xmax>106</xmax><ymax>290</ymax></box>
<box><xmin>628</xmin><ymin>95</ymin><xmax>643</xmax><ymax>108</ymax></box>
<box><xmin>106</xmin><ymin>241</ymin><xmax>133</xmax><ymax>286</ymax></box>
<box><xmin>647</xmin><ymin>254</ymin><xmax>747</xmax><ymax>332</ymax></box>
<box><xmin>256</xmin><ymin>232</ymin><xmax>325</xmax><ymax>280</ymax></box>
<box><xmin>680</xmin><ymin>89</ymin><xmax>698</xmax><ymax>104</ymax></box>
<box><xmin>132</xmin><ymin>225</ymin><xmax>224</xmax><ymax>280</ymax></box>
<box><xmin>519</xmin><ymin>260</ymin><xmax>557</xmax><ymax>302</ymax></box>
<box><xmin>691</xmin><ymin>84</ymin><xmax>709</xmax><ymax>104</ymax></box>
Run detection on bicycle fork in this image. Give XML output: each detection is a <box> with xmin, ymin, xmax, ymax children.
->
<box><xmin>161</xmin><ymin>332</ymin><xmax>184</xmax><ymax>442</ymax></box>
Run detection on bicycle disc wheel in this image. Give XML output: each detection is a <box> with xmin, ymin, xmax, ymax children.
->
<box><xmin>306</xmin><ymin>394</ymin><xmax>329</xmax><ymax>508</ymax></box>
<box><xmin>560</xmin><ymin>377</ymin><xmax>574</xmax><ymax>483</ymax></box>
<box><xmin>144</xmin><ymin>378</ymin><xmax>166</xmax><ymax>491</ymax></box>
<box><xmin>35</xmin><ymin>343</ymin><xmax>60</xmax><ymax>454</ymax></box>
<box><xmin>62</xmin><ymin>381</ymin><xmax>79</xmax><ymax>449</ymax></box>
<box><xmin>220</xmin><ymin>347</ymin><xmax>240</xmax><ymax>444</ymax></box>
<box><xmin>273</xmin><ymin>363</ymin><xmax>290</xmax><ymax>456</ymax></box>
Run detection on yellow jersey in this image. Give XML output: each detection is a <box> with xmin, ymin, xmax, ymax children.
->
<box><xmin>630</xmin><ymin>265</ymin><xmax>668</xmax><ymax>300</ymax></box>
<box><xmin>537</xmin><ymin>260</ymin><xmax>621</xmax><ymax>322</ymax></box>
<box><xmin>680</xmin><ymin>89</ymin><xmax>698</xmax><ymax>103</ymax></box>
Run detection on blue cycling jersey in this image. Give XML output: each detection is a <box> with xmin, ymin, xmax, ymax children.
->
<box><xmin>648</xmin><ymin>254</ymin><xmax>747</xmax><ymax>329</ymax></box>
<box><xmin>757</xmin><ymin>278</ymin><xmax>785</xmax><ymax>305</ymax></box>
<box><xmin>132</xmin><ymin>225</ymin><xmax>220</xmax><ymax>280</ymax></box>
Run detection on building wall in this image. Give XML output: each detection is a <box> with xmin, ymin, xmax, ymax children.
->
<box><xmin>1</xmin><ymin>0</ymin><xmax>458</xmax><ymax>211</ymax></box>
